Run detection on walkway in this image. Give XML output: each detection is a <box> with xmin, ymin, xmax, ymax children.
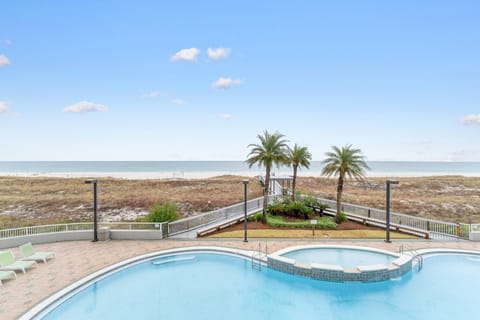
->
<box><xmin>2</xmin><ymin>238</ymin><xmax>480</xmax><ymax>319</ymax></box>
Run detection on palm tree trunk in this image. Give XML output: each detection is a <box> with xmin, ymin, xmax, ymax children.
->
<box><xmin>336</xmin><ymin>175</ymin><xmax>344</xmax><ymax>219</ymax></box>
<box><xmin>291</xmin><ymin>165</ymin><xmax>297</xmax><ymax>201</ymax></box>
<box><xmin>262</xmin><ymin>166</ymin><xmax>271</xmax><ymax>224</ymax></box>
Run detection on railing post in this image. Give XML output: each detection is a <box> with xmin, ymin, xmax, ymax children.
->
<box><xmin>368</xmin><ymin>209</ymin><xmax>371</xmax><ymax>218</ymax></box>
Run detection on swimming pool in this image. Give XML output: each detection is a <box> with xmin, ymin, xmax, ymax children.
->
<box><xmin>29</xmin><ymin>248</ymin><xmax>480</xmax><ymax>320</ymax></box>
<box><xmin>280</xmin><ymin>246</ymin><xmax>398</xmax><ymax>268</ymax></box>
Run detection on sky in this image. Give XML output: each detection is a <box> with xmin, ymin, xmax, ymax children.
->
<box><xmin>0</xmin><ymin>0</ymin><xmax>479</xmax><ymax>161</ymax></box>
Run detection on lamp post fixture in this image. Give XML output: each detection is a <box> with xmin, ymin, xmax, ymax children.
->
<box><xmin>243</xmin><ymin>179</ymin><xmax>249</xmax><ymax>243</ymax></box>
<box><xmin>85</xmin><ymin>179</ymin><xmax>98</xmax><ymax>242</ymax></box>
<box><xmin>385</xmin><ymin>179</ymin><xmax>399</xmax><ymax>243</ymax></box>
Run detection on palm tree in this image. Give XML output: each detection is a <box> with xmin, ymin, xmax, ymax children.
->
<box><xmin>286</xmin><ymin>144</ymin><xmax>312</xmax><ymax>201</ymax></box>
<box><xmin>246</xmin><ymin>130</ymin><xmax>289</xmax><ymax>223</ymax></box>
<box><xmin>321</xmin><ymin>144</ymin><xmax>370</xmax><ymax>222</ymax></box>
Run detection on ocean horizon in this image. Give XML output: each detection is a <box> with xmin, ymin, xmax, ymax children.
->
<box><xmin>1</xmin><ymin>161</ymin><xmax>480</xmax><ymax>179</ymax></box>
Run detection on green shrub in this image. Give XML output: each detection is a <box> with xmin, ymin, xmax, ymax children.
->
<box><xmin>300</xmin><ymin>195</ymin><xmax>320</xmax><ymax>208</ymax></box>
<box><xmin>268</xmin><ymin>199</ymin><xmax>314</xmax><ymax>219</ymax></box>
<box><xmin>300</xmin><ymin>195</ymin><xmax>329</xmax><ymax>214</ymax></box>
<box><xmin>147</xmin><ymin>202</ymin><xmax>179</xmax><ymax>222</ymax></box>
<box><xmin>267</xmin><ymin>201</ymin><xmax>286</xmax><ymax>216</ymax></box>
<box><xmin>285</xmin><ymin>201</ymin><xmax>313</xmax><ymax>219</ymax></box>
<box><xmin>334</xmin><ymin>211</ymin><xmax>347</xmax><ymax>224</ymax></box>
<box><xmin>248</xmin><ymin>212</ymin><xmax>263</xmax><ymax>222</ymax></box>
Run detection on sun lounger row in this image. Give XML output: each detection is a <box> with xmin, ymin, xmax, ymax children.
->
<box><xmin>0</xmin><ymin>242</ymin><xmax>55</xmax><ymax>286</ymax></box>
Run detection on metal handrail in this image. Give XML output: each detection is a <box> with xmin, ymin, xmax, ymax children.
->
<box><xmin>252</xmin><ymin>243</ymin><xmax>268</xmax><ymax>270</ymax></box>
<box><xmin>399</xmin><ymin>244</ymin><xmax>423</xmax><ymax>271</ymax></box>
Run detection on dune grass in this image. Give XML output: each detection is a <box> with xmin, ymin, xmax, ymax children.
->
<box><xmin>297</xmin><ymin>176</ymin><xmax>480</xmax><ymax>223</ymax></box>
<box><xmin>0</xmin><ymin>175</ymin><xmax>263</xmax><ymax>228</ymax></box>
<box><xmin>209</xmin><ymin>229</ymin><xmax>417</xmax><ymax>239</ymax></box>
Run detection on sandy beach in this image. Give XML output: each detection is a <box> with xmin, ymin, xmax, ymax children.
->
<box><xmin>2</xmin><ymin>170</ymin><xmax>480</xmax><ymax>180</ymax></box>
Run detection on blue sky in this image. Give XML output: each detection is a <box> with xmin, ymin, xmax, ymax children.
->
<box><xmin>0</xmin><ymin>0</ymin><xmax>479</xmax><ymax>161</ymax></box>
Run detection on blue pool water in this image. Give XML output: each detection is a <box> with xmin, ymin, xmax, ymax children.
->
<box><xmin>40</xmin><ymin>252</ymin><xmax>480</xmax><ymax>320</ymax></box>
<box><xmin>282</xmin><ymin>247</ymin><xmax>397</xmax><ymax>268</ymax></box>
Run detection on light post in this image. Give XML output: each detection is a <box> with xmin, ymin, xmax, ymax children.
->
<box><xmin>85</xmin><ymin>179</ymin><xmax>98</xmax><ymax>242</ymax></box>
<box><xmin>385</xmin><ymin>179</ymin><xmax>399</xmax><ymax>243</ymax></box>
<box><xmin>243</xmin><ymin>179</ymin><xmax>249</xmax><ymax>243</ymax></box>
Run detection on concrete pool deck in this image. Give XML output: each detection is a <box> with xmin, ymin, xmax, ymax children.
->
<box><xmin>2</xmin><ymin>239</ymin><xmax>480</xmax><ymax>319</ymax></box>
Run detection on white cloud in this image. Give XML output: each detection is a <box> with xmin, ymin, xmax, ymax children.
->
<box><xmin>0</xmin><ymin>101</ymin><xmax>8</xmax><ymax>113</ymax></box>
<box><xmin>63</xmin><ymin>101</ymin><xmax>108</xmax><ymax>113</ymax></box>
<box><xmin>143</xmin><ymin>91</ymin><xmax>163</xmax><ymax>98</ymax></box>
<box><xmin>207</xmin><ymin>47</ymin><xmax>230</xmax><ymax>60</ymax></box>
<box><xmin>462</xmin><ymin>114</ymin><xmax>480</xmax><ymax>126</ymax></box>
<box><xmin>212</xmin><ymin>77</ymin><xmax>241</xmax><ymax>89</ymax></box>
<box><xmin>172</xmin><ymin>98</ymin><xmax>185</xmax><ymax>105</ymax></box>
<box><xmin>0</xmin><ymin>54</ymin><xmax>10</xmax><ymax>66</ymax></box>
<box><xmin>218</xmin><ymin>114</ymin><xmax>233</xmax><ymax>120</ymax></box>
<box><xmin>170</xmin><ymin>48</ymin><xmax>200</xmax><ymax>62</ymax></box>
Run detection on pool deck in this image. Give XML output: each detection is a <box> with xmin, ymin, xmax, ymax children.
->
<box><xmin>2</xmin><ymin>238</ymin><xmax>480</xmax><ymax>319</ymax></box>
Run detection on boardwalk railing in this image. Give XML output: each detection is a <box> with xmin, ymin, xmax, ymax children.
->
<box><xmin>316</xmin><ymin>197</ymin><xmax>470</xmax><ymax>240</ymax></box>
<box><xmin>167</xmin><ymin>196</ymin><xmax>267</xmax><ymax>235</ymax></box>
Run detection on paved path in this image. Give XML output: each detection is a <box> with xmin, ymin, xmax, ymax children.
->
<box><xmin>2</xmin><ymin>238</ymin><xmax>480</xmax><ymax>319</ymax></box>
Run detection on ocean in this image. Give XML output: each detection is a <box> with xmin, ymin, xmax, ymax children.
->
<box><xmin>1</xmin><ymin>161</ymin><xmax>480</xmax><ymax>179</ymax></box>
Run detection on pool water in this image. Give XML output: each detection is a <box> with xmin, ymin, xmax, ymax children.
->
<box><xmin>282</xmin><ymin>247</ymin><xmax>397</xmax><ymax>268</ymax></box>
<box><xmin>41</xmin><ymin>253</ymin><xmax>480</xmax><ymax>320</ymax></box>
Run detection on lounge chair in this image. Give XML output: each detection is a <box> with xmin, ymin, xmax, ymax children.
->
<box><xmin>20</xmin><ymin>242</ymin><xmax>55</xmax><ymax>264</ymax></box>
<box><xmin>0</xmin><ymin>251</ymin><xmax>37</xmax><ymax>274</ymax></box>
<box><xmin>0</xmin><ymin>270</ymin><xmax>17</xmax><ymax>286</ymax></box>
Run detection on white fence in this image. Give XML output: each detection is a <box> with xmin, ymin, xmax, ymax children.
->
<box><xmin>317</xmin><ymin>197</ymin><xmax>470</xmax><ymax>240</ymax></box>
<box><xmin>168</xmin><ymin>196</ymin><xmax>266</xmax><ymax>235</ymax></box>
<box><xmin>0</xmin><ymin>222</ymin><xmax>165</xmax><ymax>239</ymax></box>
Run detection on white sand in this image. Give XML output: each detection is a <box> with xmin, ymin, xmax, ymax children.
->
<box><xmin>1</xmin><ymin>170</ymin><xmax>479</xmax><ymax>180</ymax></box>
<box><xmin>0</xmin><ymin>171</ymin><xmax>261</xmax><ymax>180</ymax></box>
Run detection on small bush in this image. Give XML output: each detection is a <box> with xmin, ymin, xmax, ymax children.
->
<box><xmin>300</xmin><ymin>195</ymin><xmax>329</xmax><ymax>214</ymax></box>
<box><xmin>248</xmin><ymin>212</ymin><xmax>263</xmax><ymax>222</ymax></box>
<box><xmin>267</xmin><ymin>201</ymin><xmax>286</xmax><ymax>216</ymax></box>
<box><xmin>300</xmin><ymin>195</ymin><xmax>320</xmax><ymax>208</ymax></box>
<box><xmin>334</xmin><ymin>211</ymin><xmax>347</xmax><ymax>224</ymax></box>
<box><xmin>285</xmin><ymin>201</ymin><xmax>313</xmax><ymax>219</ymax></box>
<box><xmin>147</xmin><ymin>202</ymin><xmax>179</xmax><ymax>222</ymax></box>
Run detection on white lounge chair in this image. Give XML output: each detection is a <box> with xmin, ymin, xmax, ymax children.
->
<box><xmin>0</xmin><ymin>251</ymin><xmax>37</xmax><ymax>274</ymax></box>
<box><xmin>20</xmin><ymin>242</ymin><xmax>55</xmax><ymax>264</ymax></box>
<box><xmin>0</xmin><ymin>270</ymin><xmax>17</xmax><ymax>286</ymax></box>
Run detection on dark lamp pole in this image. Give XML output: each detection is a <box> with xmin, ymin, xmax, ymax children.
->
<box><xmin>385</xmin><ymin>180</ymin><xmax>399</xmax><ymax>243</ymax></box>
<box><xmin>85</xmin><ymin>179</ymin><xmax>98</xmax><ymax>242</ymax></box>
<box><xmin>243</xmin><ymin>179</ymin><xmax>249</xmax><ymax>243</ymax></box>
